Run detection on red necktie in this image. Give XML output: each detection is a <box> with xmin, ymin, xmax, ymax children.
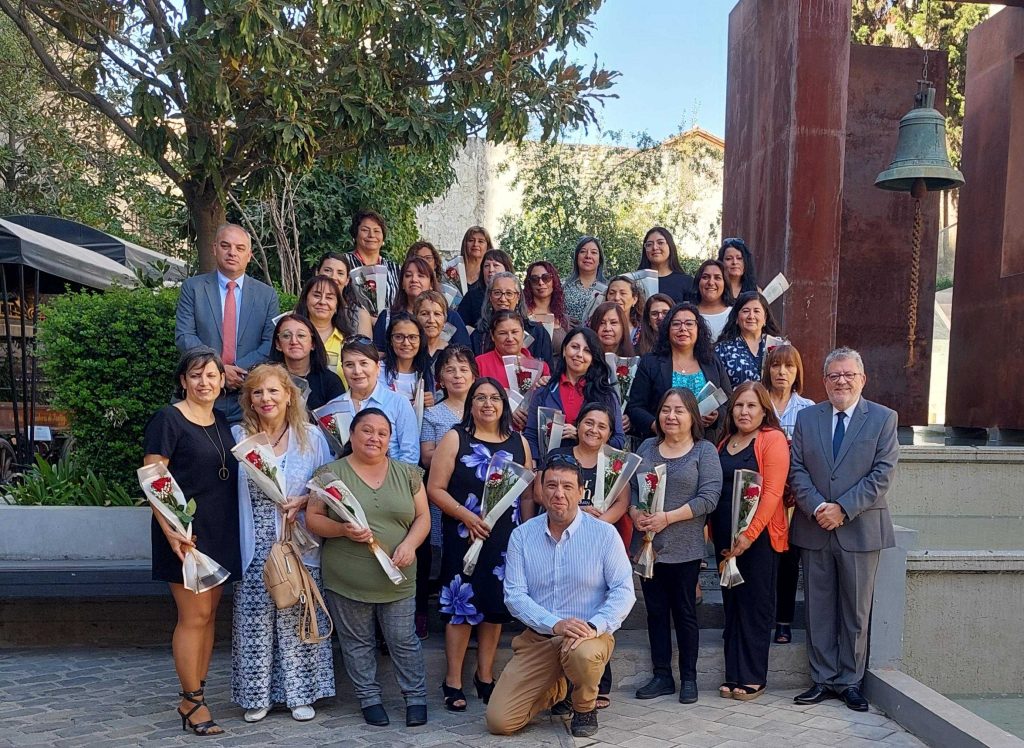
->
<box><xmin>222</xmin><ymin>280</ymin><xmax>237</xmax><ymax>366</ymax></box>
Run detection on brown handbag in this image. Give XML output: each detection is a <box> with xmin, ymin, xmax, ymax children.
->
<box><xmin>263</xmin><ymin>523</ymin><xmax>304</xmax><ymax>609</ymax></box>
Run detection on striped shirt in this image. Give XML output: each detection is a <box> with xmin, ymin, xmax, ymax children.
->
<box><xmin>775</xmin><ymin>393</ymin><xmax>815</xmax><ymax>440</ymax></box>
<box><xmin>344</xmin><ymin>252</ymin><xmax>401</xmax><ymax>311</ymax></box>
<box><xmin>504</xmin><ymin>509</ymin><xmax>636</xmax><ymax>636</ymax></box>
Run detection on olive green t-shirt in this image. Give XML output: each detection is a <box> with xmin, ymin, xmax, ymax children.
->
<box><xmin>318</xmin><ymin>457</ymin><xmax>422</xmax><ymax>604</ymax></box>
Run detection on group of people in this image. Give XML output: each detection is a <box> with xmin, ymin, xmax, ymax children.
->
<box><xmin>150</xmin><ymin>216</ymin><xmax>899</xmax><ymax>739</ymax></box>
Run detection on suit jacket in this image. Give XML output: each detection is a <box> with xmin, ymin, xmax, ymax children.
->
<box><xmin>175</xmin><ymin>271</ymin><xmax>279</xmax><ymax>369</ymax></box>
<box><xmin>789</xmin><ymin>398</ymin><xmax>898</xmax><ymax>552</ymax></box>
<box><xmin>625</xmin><ymin>352</ymin><xmax>732</xmax><ymax>444</ymax></box>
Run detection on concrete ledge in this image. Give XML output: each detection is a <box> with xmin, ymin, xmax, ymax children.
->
<box><xmin>0</xmin><ymin>505</ymin><xmax>151</xmax><ymax>560</ymax></box>
<box><xmin>865</xmin><ymin>668</ymin><xmax>1024</xmax><ymax>748</ymax></box>
<box><xmin>907</xmin><ymin>550</ymin><xmax>1024</xmax><ymax>572</ymax></box>
<box><xmin>897</xmin><ymin>445</ymin><xmax>1024</xmax><ymax>464</ymax></box>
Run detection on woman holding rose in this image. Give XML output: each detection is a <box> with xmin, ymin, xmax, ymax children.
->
<box><xmin>143</xmin><ymin>347</ymin><xmax>241</xmax><ymax>736</ymax></box>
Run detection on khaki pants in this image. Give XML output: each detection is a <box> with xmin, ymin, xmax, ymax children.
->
<box><xmin>485</xmin><ymin>629</ymin><xmax>615</xmax><ymax>735</ymax></box>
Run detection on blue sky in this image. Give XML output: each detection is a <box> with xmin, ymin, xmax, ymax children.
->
<box><xmin>568</xmin><ymin>1</ymin><xmax>732</xmax><ymax>143</ymax></box>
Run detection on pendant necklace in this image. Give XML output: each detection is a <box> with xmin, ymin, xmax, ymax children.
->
<box><xmin>187</xmin><ymin>402</ymin><xmax>230</xmax><ymax>480</ymax></box>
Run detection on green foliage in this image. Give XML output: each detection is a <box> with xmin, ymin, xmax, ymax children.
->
<box><xmin>850</xmin><ymin>1</ymin><xmax>988</xmax><ymax>168</ymax></box>
<box><xmin>936</xmin><ymin>275</ymin><xmax>953</xmax><ymax>292</ymax></box>
<box><xmin>497</xmin><ymin>130</ymin><xmax>723</xmax><ymax>277</ymax></box>
<box><xmin>37</xmin><ymin>287</ymin><xmax>181</xmax><ymax>493</ymax></box>
<box><xmin>0</xmin><ymin>1</ymin><xmax>619</xmax><ymax>268</ymax></box>
<box><xmin>6</xmin><ymin>454</ymin><xmax>140</xmax><ymax>506</ymax></box>
<box><xmin>0</xmin><ymin>16</ymin><xmax>185</xmax><ymax>256</ymax></box>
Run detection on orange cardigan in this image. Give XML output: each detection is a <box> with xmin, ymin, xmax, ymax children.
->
<box><xmin>718</xmin><ymin>427</ymin><xmax>791</xmax><ymax>553</ymax></box>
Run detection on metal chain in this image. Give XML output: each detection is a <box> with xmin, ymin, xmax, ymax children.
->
<box><xmin>906</xmin><ymin>199</ymin><xmax>922</xmax><ymax>368</ymax></box>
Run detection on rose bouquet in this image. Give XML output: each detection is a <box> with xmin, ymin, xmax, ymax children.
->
<box><xmin>765</xmin><ymin>334</ymin><xmax>788</xmax><ymax>353</ymax></box>
<box><xmin>632</xmin><ymin>463</ymin><xmax>667</xmax><ymax>579</ymax></box>
<box><xmin>594</xmin><ymin>445</ymin><xmax>642</xmax><ymax>513</ymax></box>
<box><xmin>502</xmin><ymin>355</ymin><xmax>544</xmax><ymax>397</ymax></box>
<box><xmin>313</xmin><ymin>399</ymin><xmax>355</xmax><ymax>457</ymax></box>
<box><xmin>439</xmin><ymin>322</ymin><xmax>457</xmax><ymax>345</ymax></box>
<box><xmin>761</xmin><ymin>273</ymin><xmax>790</xmax><ymax>305</ymax></box>
<box><xmin>413</xmin><ymin>378</ymin><xmax>425</xmax><ymax>431</ymax></box>
<box><xmin>137</xmin><ymin>463</ymin><xmax>231</xmax><ymax>593</ymax></box>
<box><xmin>441</xmin><ymin>283</ymin><xmax>464</xmax><ymax>310</ymax></box>
<box><xmin>579</xmin><ymin>282</ymin><xmax>608</xmax><ymax>326</ymax></box>
<box><xmin>522</xmin><ymin>331</ymin><xmax>535</xmax><ymax>349</ymax></box>
<box><xmin>349</xmin><ymin>265</ymin><xmax>388</xmax><ymax>316</ymax></box>
<box><xmin>306</xmin><ymin>471</ymin><xmax>406</xmax><ymax>584</ymax></box>
<box><xmin>443</xmin><ymin>256</ymin><xmax>469</xmax><ymax>295</ymax></box>
<box><xmin>463</xmin><ymin>453</ymin><xmax>535</xmax><ymax>575</ymax></box>
<box><xmin>695</xmin><ymin>381</ymin><xmax>729</xmax><ymax>418</ymax></box>
<box><xmin>623</xmin><ymin>269</ymin><xmax>658</xmax><ymax>300</ymax></box>
<box><xmin>231</xmin><ymin>433</ymin><xmax>319</xmax><ymax>553</ymax></box>
<box><xmin>537</xmin><ymin>407</ymin><xmax>565</xmax><ymax>455</ymax></box>
<box><xmin>719</xmin><ymin>469</ymin><xmax>763</xmax><ymax>589</ymax></box>
<box><xmin>605</xmin><ymin>353</ymin><xmax>640</xmax><ymax>414</ymax></box>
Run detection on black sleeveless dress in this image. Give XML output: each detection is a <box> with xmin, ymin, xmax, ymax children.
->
<box><xmin>144</xmin><ymin>406</ymin><xmax>242</xmax><ymax>584</ymax></box>
<box><xmin>438</xmin><ymin>427</ymin><xmax>526</xmax><ymax>625</ymax></box>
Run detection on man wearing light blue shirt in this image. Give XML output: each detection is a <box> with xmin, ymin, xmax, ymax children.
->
<box><xmin>486</xmin><ymin>455</ymin><xmax>635</xmax><ymax>739</ymax></box>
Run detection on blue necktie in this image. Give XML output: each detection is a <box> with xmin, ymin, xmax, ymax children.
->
<box><xmin>833</xmin><ymin>411</ymin><xmax>846</xmax><ymax>459</ymax></box>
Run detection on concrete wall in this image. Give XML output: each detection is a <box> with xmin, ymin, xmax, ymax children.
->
<box><xmin>888</xmin><ymin>446</ymin><xmax>1024</xmax><ymax>517</ymax></box>
<box><xmin>0</xmin><ymin>506</ymin><xmax>152</xmax><ymax>560</ymax></box>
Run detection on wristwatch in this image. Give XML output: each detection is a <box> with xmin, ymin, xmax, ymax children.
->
<box><xmin>587</xmin><ymin>621</ymin><xmax>598</xmax><ymax>632</ymax></box>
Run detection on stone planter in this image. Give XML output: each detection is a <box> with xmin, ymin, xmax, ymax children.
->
<box><xmin>0</xmin><ymin>505</ymin><xmax>152</xmax><ymax>560</ymax></box>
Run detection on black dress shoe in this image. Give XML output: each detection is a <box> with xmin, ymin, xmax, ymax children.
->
<box><xmin>838</xmin><ymin>686</ymin><xmax>869</xmax><ymax>712</ymax></box>
<box><xmin>635</xmin><ymin>675</ymin><xmax>675</xmax><ymax>699</ymax></box>
<box><xmin>406</xmin><ymin>704</ymin><xmax>427</xmax><ymax>727</ymax></box>
<box><xmin>679</xmin><ymin>680</ymin><xmax>698</xmax><ymax>704</ymax></box>
<box><xmin>361</xmin><ymin>704</ymin><xmax>390</xmax><ymax>726</ymax></box>
<box><xmin>794</xmin><ymin>684</ymin><xmax>836</xmax><ymax>704</ymax></box>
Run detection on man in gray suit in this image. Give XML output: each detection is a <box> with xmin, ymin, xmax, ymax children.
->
<box><xmin>789</xmin><ymin>347</ymin><xmax>898</xmax><ymax>711</ymax></box>
<box><xmin>175</xmin><ymin>224</ymin><xmax>279</xmax><ymax>422</ymax></box>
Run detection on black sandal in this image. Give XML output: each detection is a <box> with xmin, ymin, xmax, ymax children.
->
<box><xmin>719</xmin><ymin>681</ymin><xmax>737</xmax><ymax>698</ymax></box>
<box><xmin>774</xmin><ymin>623</ymin><xmax>792</xmax><ymax>644</ymax></box>
<box><xmin>474</xmin><ymin>673</ymin><xmax>495</xmax><ymax>704</ymax></box>
<box><xmin>441</xmin><ymin>680</ymin><xmax>467</xmax><ymax>712</ymax></box>
<box><xmin>732</xmin><ymin>684</ymin><xmax>766</xmax><ymax>701</ymax></box>
<box><xmin>177</xmin><ymin>687</ymin><xmax>223</xmax><ymax>736</ymax></box>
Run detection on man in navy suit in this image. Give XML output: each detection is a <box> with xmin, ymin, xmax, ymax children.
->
<box><xmin>788</xmin><ymin>347</ymin><xmax>899</xmax><ymax>712</ymax></box>
<box><xmin>175</xmin><ymin>224</ymin><xmax>279</xmax><ymax>422</ymax></box>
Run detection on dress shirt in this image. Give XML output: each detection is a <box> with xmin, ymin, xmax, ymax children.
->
<box><xmin>814</xmin><ymin>397</ymin><xmax>861</xmax><ymax>516</ymax></box>
<box><xmin>321</xmin><ymin>381</ymin><xmax>420</xmax><ymax>464</ymax></box>
<box><xmin>504</xmin><ymin>509</ymin><xmax>636</xmax><ymax>636</ymax></box>
<box><xmin>775</xmin><ymin>392</ymin><xmax>815</xmax><ymax>439</ymax></box>
<box><xmin>556</xmin><ymin>374</ymin><xmax>586</xmax><ymax>426</ymax></box>
<box><xmin>217</xmin><ymin>271</ymin><xmax>244</xmax><ymax>329</ymax></box>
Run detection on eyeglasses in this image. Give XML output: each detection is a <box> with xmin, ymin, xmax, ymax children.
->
<box><xmin>529</xmin><ymin>273</ymin><xmax>553</xmax><ymax>285</ymax></box>
<box><xmin>669</xmin><ymin>320</ymin><xmax>697</xmax><ymax>330</ymax></box>
<box><xmin>277</xmin><ymin>331</ymin><xmax>311</xmax><ymax>341</ymax></box>
<box><xmin>490</xmin><ymin>290</ymin><xmax>520</xmax><ymax>300</ymax></box>
<box><xmin>826</xmin><ymin>372</ymin><xmax>862</xmax><ymax>383</ymax></box>
<box><xmin>472</xmin><ymin>394</ymin><xmax>504</xmax><ymax>404</ymax></box>
<box><xmin>391</xmin><ymin>334</ymin><xmax>420</xmax><ymax>344</ymax></box>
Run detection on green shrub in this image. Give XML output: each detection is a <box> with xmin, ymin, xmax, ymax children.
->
<box><xmin>5</xmin><ymin>454</ymin><xmax>140</xmax><ymax>506</ymax></box>
<box><xmin>38</xmin><ymin>286</ymin><xmax>181</xmax><ymax>493</ymax></box>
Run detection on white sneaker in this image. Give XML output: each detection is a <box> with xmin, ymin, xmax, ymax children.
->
<box><xmin>244</xmin><ymin>706</ymin><xmax>270</xmax><ymax>723</ymax></box>
<box><xmin>291</xmin><ymin>704</ymin><xmax>315</xmax><ymax>722</ymax></box>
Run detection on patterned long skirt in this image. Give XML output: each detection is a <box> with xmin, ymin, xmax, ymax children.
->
<box><xmin>231</xmin><ymin>480</ymin><xmax>335</xmax><ymax>709</ymax></box>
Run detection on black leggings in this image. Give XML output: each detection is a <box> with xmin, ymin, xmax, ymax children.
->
<box><xmin>775</xmin><ymin>547</ymin><xmax>800</xmax><ymax>624</ymax></box>
<box><xmin>641</xmin><ymin>559</ymin><xmax>702</xmax><ymax>681</ymax></box>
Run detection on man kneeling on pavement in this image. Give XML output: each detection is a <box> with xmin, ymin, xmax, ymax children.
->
<box><xmin>485</xmin><ymin>454</ymin><xmax>636</xmax><ymax>739</ymax></box>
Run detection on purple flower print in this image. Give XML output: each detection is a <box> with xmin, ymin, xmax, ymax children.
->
<box><xmin>458</xmin><ymin>493</ymin><xmax>481</xmax><ymax>538</ymax></box>
<box><xmin>439</xmin><ymin>574</ymin><xmax>484</xmax><ymax>625</ymax></box>
<box><xmin>493</xmin><ymin>552</ymin><xmax>507</xmax><ymax>582</ymax></box>
<box><xmin>461</xmin><ymin>442</ymin><xmax>513</xmax><ymax>482</ymax></box>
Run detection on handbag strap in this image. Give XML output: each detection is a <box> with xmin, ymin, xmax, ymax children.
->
<box><xmin>297</xmin><ymin>564</ymin><xmax>333</xmax><ymax>644</ymax></box>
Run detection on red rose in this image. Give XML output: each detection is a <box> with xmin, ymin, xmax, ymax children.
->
<box><xmin>645</xmin><ymin>473</ymin><xmax>658</xmax><ymax>491</ymax></box>
<box><xmin>366</xmin><ymin>280</ymin><xmax>377</xmax><ymax>292</ymax></box>
<box><xmin>319</xmin><ymin>415</ymin><xmax>335</xmax><ymax>429</ymax></box>
<box><xmin>612</xmin><ymin>459</ymin><xmax>624</xmax><ymax>473</ymax></box>
<box><xmin>616</xmin><ymin>365</ymin><xmax>628</xmax><ymax>377</ymax></box>
<box><xmin>325</xmin><ymin>485</ymin><xmax>344</xmax><ymax>501</ymax></box>
<box><xmin>744</xmin><ymin>485</ymin><xmax>760</xmax><ymax>499</ymax></box>
<box><xmin>152</xmin><ymin>477</ymin><xmax>171</xmax><ymax>493</ymax></box>
<box><xmin>245</xmin><ymin>451</ymin><xmax>263</xmax><ymax>469</ymax></box>
<box><xmin>445</xmin><ymin>267</ymin><xmax>459</xmax><ymax>282</ymax></box>
<box><xmin>488</xmin><ymin>471</ymin><xmax>503</xmax><ymax>483</ymax></box>
<box><xmin>516</xmin><ymin>370</ymin><xmax>530</xmax><ymax>385</ymax></box>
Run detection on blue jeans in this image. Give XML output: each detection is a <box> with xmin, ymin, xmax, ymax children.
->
<box><xmin>325</xmin><ymin>590</ymin><xmax>426</xmax><ymax>708</ymax></box>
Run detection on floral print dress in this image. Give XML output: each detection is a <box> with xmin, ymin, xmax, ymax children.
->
<box><xmin>438</xmin><ymin>427</ymin><xmax>526</xmax><ymax>625</ymax></box>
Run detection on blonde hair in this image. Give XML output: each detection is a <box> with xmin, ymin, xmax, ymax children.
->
<box><xmin>239</xmin><ymin>364</ymin><xmax>311</xmax><ymax>453</ymax></box>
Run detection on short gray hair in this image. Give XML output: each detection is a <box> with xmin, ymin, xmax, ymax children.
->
<box><xmin>480</xmin><ymin>271</ymin><xmax>529</xmax><ymax>330</ymax></box>
<box><xmin>823</xmin><ymin>347</ymin><xmax>864</xmax><ymax>376</ymax></box>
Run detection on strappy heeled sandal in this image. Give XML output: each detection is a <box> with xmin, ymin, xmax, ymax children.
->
<box><xmin>441</xmin><ymin>680</ymin><xmax>468</xmax><ymax>712</ymax></box>
<box><xmin>177</xmin><ymin>687</ymin><xmax>223</xmax><ymax>736</ymax></box>
<box><xmin>474</xmin><ymin>673</ymin><xmax>496</xmax><ymax>704</ymax></box>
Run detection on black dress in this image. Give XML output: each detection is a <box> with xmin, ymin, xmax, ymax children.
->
<box><xmin>438</xmin><ymin>428</ymin><xmax>526</xmax><ymax>625</ymax></box>
<box><xmin>144</xmin><ymin>406</ymin><xmax>242</xmax><ymax>584</ymax></box>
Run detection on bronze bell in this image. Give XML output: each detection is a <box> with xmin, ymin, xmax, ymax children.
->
<box><xmin>875</xmin><ymin>82</ymin><xmax>964</xmax><ymax>194</ymax></box>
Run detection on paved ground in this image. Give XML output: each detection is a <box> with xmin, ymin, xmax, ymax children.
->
<box><xmin>0</xmin><ymin>646</ymin><xmax>925</xmax><ymax>747</ymax></box>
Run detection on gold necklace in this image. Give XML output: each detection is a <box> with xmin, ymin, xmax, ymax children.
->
<box><xmin>186</xmin><ymin>402</ymin><xmax>229</xmax><ymax>480</ymax></box>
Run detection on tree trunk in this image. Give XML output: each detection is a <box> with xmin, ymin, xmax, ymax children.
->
<box><xmin>186</xmin><ymin>183</ymin><xmax>226</xmax><ymax>273</ymax></box>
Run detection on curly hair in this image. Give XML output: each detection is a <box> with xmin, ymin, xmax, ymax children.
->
<box><xmin>654</xmin><ymin>302</ymin><xmax>715</xmax><ymax>365</ymax></box>
<box><xmin>523</xmin><ymin>260</ymin><xmax>569</xmax><ymax>330</ymax></box>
